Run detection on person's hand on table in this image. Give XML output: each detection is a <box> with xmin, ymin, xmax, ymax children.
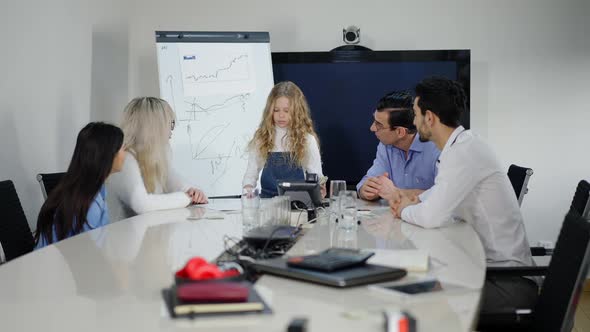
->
<box><xmin>376</xmin><ymin>172</ymin><xmax>401</xmax><ymax>201</ymax></box>
<box><xmin>187</xmin><ymin>188</ymin><xmax>208</xmax><ymax>204</ymax></box>
<box><xmin>360</xmin><ymin>176</ymin><xmax>382</xmax><ymax>200</ymax></box>
<box><xmin>243</xmin><ymin>185</ymin><xmax>256</xmax><ymax>198</ymax></box>
<box><xmin>389</xmin><ymin>191</ymin><xmax>419</xmax><ymax>219</ymax></box>
<box><xmin>320</xmin><ymin>183</ymin><xmax>327</xmax><ymax>199</ymax></box>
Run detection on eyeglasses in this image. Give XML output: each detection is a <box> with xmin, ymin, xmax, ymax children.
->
<box><xmin>372</xmin><ymin>120</ymin><xmax>390</xmax><ymax>131</ymax></box>
<box><xmin>372</xmin><ymin>120</ymin><xmax>408</xmax><ymax>133</ymax></box>
<box><xmin>171</xmin><ymin>120</ymin><xmax>176</xmax><ymax>131</ymax></box>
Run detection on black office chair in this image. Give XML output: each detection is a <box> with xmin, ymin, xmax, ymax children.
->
<box><xmin>571</xmin><ymin>179</ymin><xmax>590</xmax><ymax>219</ymax></box>
<box><xmin>505</xmin><ymin>165</ymin><xmax>548</xmax><ymax>256</ymax></box>
<box><xmin>36</xmin><ymin>172</ymin><xmax>65</xmax><ymax>200</ymax></box>
<box><xmin>507</xmin><ymin>164</ymin><xmax>534</xmax><ymax>207</ymax></box>
<box><xmin>477</xmin><ymin>208</ymin><xmax>590</xmax><ymax>332</ymax></box>
<box><xmin>0</xmin><ymin>180</ymin><xmax>35</xmax><ymax>263</ymax></box>
<box><xmin>531</xmin><ymin>180</ymin><xmax>590</xmax><ymax>257</ymax></box>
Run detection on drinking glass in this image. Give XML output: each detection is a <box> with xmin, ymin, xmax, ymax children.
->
<box><xmin>338</xmin><ymin>190</ymin><xmax>358</xmax><ymax>231</ymax></box>
<box><xmin>258</xmin><ymin>199</ymin><xmax>272</xmax><ymax>226</ymax></box>
<box><xmin>335</xmin><ymin>228</ymin><xmax>358</xmax><ymax>249</ymax></box>
<box><xmin>329</xmin><ymin>180</ymin><xmax>347</xmax><ymax>201</ymax></box>
<box><xmin>329</xmin><ymin>180</ymin><xmax>347</xmax><ymax>223</ymax></box>
<box><xmin>241</xmin><ymin>189</ymin><xmax>260</xmax><ymax>229</ymax></box>
<box><xmin>272</xmin><ymin>196</ymin><xmax>291</xmax><ymax>225</ymax></box>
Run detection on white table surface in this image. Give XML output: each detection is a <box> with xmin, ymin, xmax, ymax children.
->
<box><xmin>0</xmin><ymin>199</ymin><xmax>486</xmax><ymax>331</ymax></box>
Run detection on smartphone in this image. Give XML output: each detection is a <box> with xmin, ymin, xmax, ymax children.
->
<box><xmin>370</xmin><ymin>277</ymin><xmax>470</xmax><ymax>297</ymax></box>
<box><xmin>383</xmin><ymin>279</ymin><xmax>442</xmax><ymax>295</ymax></box>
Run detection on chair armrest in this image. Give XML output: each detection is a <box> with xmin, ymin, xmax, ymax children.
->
<box><xmin>530</xmin><ymin>246</ymin><xmax>553</xmax><ymax>256</ymax></box>
<box><xmin>478</xmin><ymin>308</ymin><xmax>533</xmax><ymax>331</ymax></box>
<box><xmin>486</xmin><ymin>265</ymin><xmax>548</xmax><ymax>277</ymax></box>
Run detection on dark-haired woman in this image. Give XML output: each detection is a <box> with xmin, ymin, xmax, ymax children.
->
<box><xmin>35</xmin><ymin>122</ymin><xmax>126</xmax><ymax>248</ymax></box>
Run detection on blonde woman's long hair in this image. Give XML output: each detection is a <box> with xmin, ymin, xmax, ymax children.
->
<box><xmin>249</xmin><ymin>81</ymin><xmax>319</xmax><ymax>166</ymax></box>
<box><xmin>121</xmin><ymin>97</ymin><xmax>176</xmax><ymax>193</ymax></box>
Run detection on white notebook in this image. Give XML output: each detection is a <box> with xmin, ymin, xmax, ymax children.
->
<box><xmin>367</xmin><ymin>249</ymin><xmax>429</xmax><ymax>272</ymax></box>
<box><xmin>205</xmin><ymin>199</ymin><xmax>242</xmax><ymax>212</ymax></box>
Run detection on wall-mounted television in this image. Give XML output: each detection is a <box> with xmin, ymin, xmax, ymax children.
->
<box><xmin>272</xmin><ymin>49</ymin><xmax>470</xmax><ymax>187</ymax></box>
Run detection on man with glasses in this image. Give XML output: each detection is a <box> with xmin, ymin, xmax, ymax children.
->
<box><xmin>357</xmin><ymin>91</ymin><xmax>440</xmax><ymax>201</ymax></box>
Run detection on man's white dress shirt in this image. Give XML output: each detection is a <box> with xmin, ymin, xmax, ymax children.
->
<box><xmin>402</xmin><ymin>126</ymin><xmax>534</xmax><ymax>267</ymax></box>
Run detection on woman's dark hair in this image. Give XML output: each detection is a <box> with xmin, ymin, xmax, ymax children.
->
<box><xmin>415</xmin><ymin>77</ymin><xmax>467</xmax><ymax>128</ymax></box>
<box><xmin>376</xmin><ymin>91</ymin><xmax>417</xmax><ymax>133</ymax></box>
<box><xmin>35</xmin><ymin>122</ymin><xmax>124</xmax><ymax>245</ymax></box>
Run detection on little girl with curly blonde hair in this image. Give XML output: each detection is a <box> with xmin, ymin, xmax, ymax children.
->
<box><xmin>243</xmin><ymin>81</ymin><xmax>324</xmax><ymax>198</ymax></box>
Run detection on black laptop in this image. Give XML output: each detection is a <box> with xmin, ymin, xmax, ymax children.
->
<box><xmin>252</xmin><ymin>257</ymin><xmax>407</xmax><ymax>288</ymax></box>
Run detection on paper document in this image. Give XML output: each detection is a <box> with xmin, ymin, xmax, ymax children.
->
<box><xmin>368</xmin><ymin>249</ymin><xmax>429</xmax><ymax>272</ymax></box>
<box><xmin>204</xmin><ymin>199</ymin><xmax>242</xmax><ymax>212</ymax></box>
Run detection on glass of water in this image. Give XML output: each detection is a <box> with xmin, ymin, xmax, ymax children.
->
<box><xmin>335</xmin><ymin>228</ymin><xmax>358</xmax><ymax>249</ymax></box>
<box><xmin>271</xmin><ymin>196</ymin><xmax>291</xmax><ymax>225</ymax></box>
<box><xmin>279</xmin><ymin>195</ymin><xmax>291</xmax><ymax>225</ymax></box>
<box><xmin>241</xmin><ymin>188</ymin><xmax>260</xmax><ymax>229</ymax></box>
<box><xmin>329</xmin><ymin>180</ymin><xmax>347</xmax><ymax>223</ymax></box>
<box><xmin>330</xmin><ymin>180</ymin><xmax>347</xmax><ymax>201</ymax></box>
<box><xmin>338</xmin><ymin>190</ymin><xmax>358</xmax><ymax>231</ymax></box>
<box><xmin>258</xmin><ymin>199</ymin><xmax>272</xmax><ymax>226</ymax></box>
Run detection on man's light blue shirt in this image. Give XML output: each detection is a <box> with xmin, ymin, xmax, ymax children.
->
<box><xmin>357</xmin><ymin>134</ymin><xmax>440</xmax><ymax>192</ymax></box>
<box><xmin>36</xmin><ymin>186</ymin><xmax>110</xmax><ymax>249</ymax></box>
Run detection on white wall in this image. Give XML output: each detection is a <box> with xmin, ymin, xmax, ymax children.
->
<box><xmin>2</xmin><ymin>0</ymin><xmax>589</xmax><ymax>246</ymax></box>
<box><xmin>1</xmin><ymin>0</ymin><xmax>130</xmax><ymax>227</ymax></box>
<box><xmin>126</xmin><ymin>0</ymin><xmax>590</xmax><ymax>245</ymax></box>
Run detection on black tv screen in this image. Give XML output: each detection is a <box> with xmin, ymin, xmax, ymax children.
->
<box><xmin>272</xmin><ymin>50</ymin><xmax>470</xmax><ymax>187</ymax></box>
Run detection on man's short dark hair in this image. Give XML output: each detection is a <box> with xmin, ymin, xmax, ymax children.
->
<box><xmin>376</xmin><ymin>91</ymin><xmax>416</xmax><ymax>133</ymax></box>
<box><xmin>414</xmin><ymin>77</ymin><xmax>466</xmax><ymax>128</ymax></box>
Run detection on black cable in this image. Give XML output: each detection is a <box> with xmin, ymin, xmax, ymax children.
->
<box><xmin>259</xmin><ymin>225</ymin><xmax>302</xmax><ymax>259</ymax></box>
<box><xmin>259</xmin><ymin>227</ymin><xmax>286</xmax><ymax>258</ymax></box>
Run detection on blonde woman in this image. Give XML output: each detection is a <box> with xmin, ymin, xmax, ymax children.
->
<box><xmin>108</xmin><ymin>97</ymin><xmax>207</xmax><ymax>221</ymax></box>
<box><xmin>243</xmin><ymin>81</ymin><xmax>324</xmax><ymax>198</ymax></box>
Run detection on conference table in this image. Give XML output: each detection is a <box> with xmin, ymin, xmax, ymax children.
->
<box><xmin>0</xmin><ymin>199</ymin><xmax>486</xmax><ymax>331</ymax></box>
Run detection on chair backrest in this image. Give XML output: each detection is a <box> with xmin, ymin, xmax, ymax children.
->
<box><xmin>570</xmin><ymin>180</ymin><xmax>590</xmax><ymax>219</ymax></box>
<box><xmin>0</xmin><ymin>180</ymin><xmax>35</xmax><ymax>262</ymax></box>
<box><xmin>532</xmin><ymin>208</ymin><xmax>590</xmax><ymax>332</ymax></box>
<box><xmin>36</xmin><ymin>172</ymin><xmax>66</xmax><ymax>200</ymax></box>
<box><xmin>0</xmin><ymin>242</ymin><xmax>5</xmax><ymax>263</ymax></box>
<box><xmin>507</xmin><ymin>164</ymin><xmax>534</xmax><ymax>207</ymax></box>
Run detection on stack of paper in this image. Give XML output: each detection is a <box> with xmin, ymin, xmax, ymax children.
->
<box><xmin>367</xmin><ymin>249</ymin><xmax>430</xmax><ymax>272</ymax></box>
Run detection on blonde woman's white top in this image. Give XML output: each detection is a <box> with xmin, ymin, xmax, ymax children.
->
<box><xmin>242</xmin><ymin>126</ymin><xmax>323</xmax><ymax>188</ymax></box>
<box><xmin>107</xmin><ymin>154</ymin><xmax>191</xmax><ymax>222</ymax></box>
